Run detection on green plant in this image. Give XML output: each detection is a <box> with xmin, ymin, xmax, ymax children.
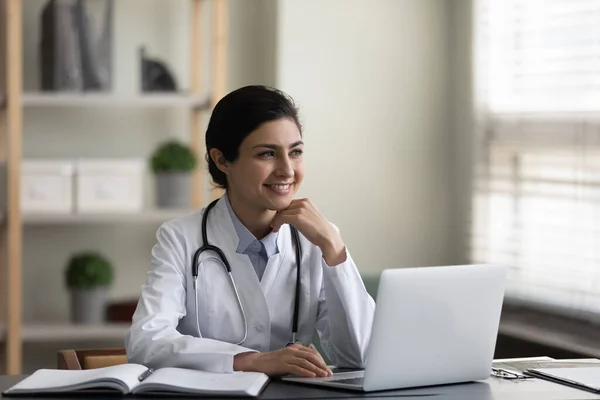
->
<box><xmin>151</xmin><ymin>140</ymin><xmax>198</xmax><ymax>173</ymax></box>
<box><xmin>65</xmin><ymin>251</ymin><xmax>114</xmax><ymax>289</ymax></box>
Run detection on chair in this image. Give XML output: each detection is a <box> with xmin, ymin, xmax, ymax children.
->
<box><xmin>58</xmin><ymin>348</ymin><xmax>128</xmax><ymax>370</ymax></box>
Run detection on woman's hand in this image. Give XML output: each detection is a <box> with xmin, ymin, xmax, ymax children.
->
<box><xmin>270</xmin><ymin>199</ymin><xmax>346</xmax><ymax>266</ymax></box>
<box><xmin>233</xmin><ymin>344</ymin><xmax>333</xmax><ymax>377</ymax></box>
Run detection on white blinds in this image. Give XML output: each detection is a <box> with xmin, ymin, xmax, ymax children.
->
<box><xmin>480</xmin><ymin>0</ymin><xmax>600</xmax><ymax>113</ymax></box>
<box><xmin>473</xmin><ymin>0</ymin><xmax>600</xmax><ymax>320</ymax></box>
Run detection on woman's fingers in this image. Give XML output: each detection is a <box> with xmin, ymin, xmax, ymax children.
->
<box><xmin>250</xmin><ymin>345</ymin><xmax>332</xmax><ymax>377</ymax></box>
<box><xmin>287</xmin><ymin>364</ymin><xmax>317</xmax><ymax>378</ymax></box>
<box><xmin>289</xmin><ymin>356</ymin><xmax>330</xmax><ymax>377</ymax></box>
<box><xmin>308</xmin><ymin>356</ymin><xmax>332</xmax><ymax>376</ymax></box>
<box><xmin>296</xmin><ymin>347</ymin><xmax>330</xmax><ymax>372</ymax></box>
<box><xmin>289</xmin><ymin>346</ymin><xmax>331</xmax><ymax>376</ymax></box>
<box><xmin>270</xmin><ymin>211</ymin><xmax>299</xmax><ymax>232</ymax></box>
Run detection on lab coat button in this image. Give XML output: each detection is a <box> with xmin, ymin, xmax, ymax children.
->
<box><xmin>255</xmin><ymin>323</ymin><xmax>265</xmax><ymax>332</ymax></box>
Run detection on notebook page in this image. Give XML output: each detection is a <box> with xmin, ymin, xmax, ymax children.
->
<box><xmin>135</xmin><ymin>367</ymin><xmax>269</xmax><ymax>396</ymax></box>
<box><xmin>4</xmin><ymin>364</ymin><xmax>148</xmax><ymax>394</ymax></box>
<box><xmin>532</xmin><ymin>367</ymin><xmax>600</xmax><ymax>391</ymax></box>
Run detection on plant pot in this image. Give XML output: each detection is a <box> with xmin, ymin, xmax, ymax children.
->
<box><xmin>70</xmin><ymin>286</ymin><xmax>109</xmax><ymax>324</ymax></box>
<box><xmin>155</xmin><ymin>172</ymin><xmax>192</xmax><ymax>208</ymax></box>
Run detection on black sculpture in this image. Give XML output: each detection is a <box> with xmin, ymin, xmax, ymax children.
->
<box><xmin>140</xmin><ymin>47</ymin><xmax>178</xmax><ymax>92</ymax></box>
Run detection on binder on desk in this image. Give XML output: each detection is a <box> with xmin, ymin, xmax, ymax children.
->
<box><xmin>525</xmin><ymin>366</ymin><xmax>600</xmax><ymax>394</ymax></box>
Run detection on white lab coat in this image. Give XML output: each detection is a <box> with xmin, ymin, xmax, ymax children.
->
<box><xmin>124</xmin><ymin>196</ymin><xmax>375</xmax><ymax>373</ymax></box>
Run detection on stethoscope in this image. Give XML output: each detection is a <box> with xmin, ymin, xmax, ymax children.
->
<box><xmin>191</xmin><ymin>198</ymin><xmax>303</xmax><ymax>347</ymax></box>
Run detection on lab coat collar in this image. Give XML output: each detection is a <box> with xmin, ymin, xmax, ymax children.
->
<box><xmin>210</xmin><ymin>195</ymin><xmax>290</xmax><ymax>298</ymax></box>
<box><xmin>223</xmin><ymin>193</ymin><xmax>279</xmax><ymax>257</ymax></box>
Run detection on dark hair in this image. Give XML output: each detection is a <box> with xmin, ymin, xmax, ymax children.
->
<box><xmin>205</xmin><ymin>85</ymin><xmax>302</xmax><ymax>189</ymax></box>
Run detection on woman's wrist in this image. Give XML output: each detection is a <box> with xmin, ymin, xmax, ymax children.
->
<box><xmin>233</xmin><ymin>352</ymin><xmax>259</xmax><ymax>371</ymax></box>
<box><xmin>320</xmin><ymin>234</ymin><xmax>346</xmax><ymax>266</ymax></box>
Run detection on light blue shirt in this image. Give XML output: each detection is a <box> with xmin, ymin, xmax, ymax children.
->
<box><xmin>224</xmin><ymin>195</ymin><xmax>279</xmax><ymax>281</ymax></box>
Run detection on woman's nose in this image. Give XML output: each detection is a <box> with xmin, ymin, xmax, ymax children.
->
<box><xmin>275</xmin><ymin>156</ymin><xmax>294</xmax><ymax>177</ymax></box>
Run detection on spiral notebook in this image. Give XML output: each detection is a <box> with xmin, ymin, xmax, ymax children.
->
<box><xmin>2</xmin><ymin>364</ymin><xmax>270</xmax><ymax>397</ymax></box>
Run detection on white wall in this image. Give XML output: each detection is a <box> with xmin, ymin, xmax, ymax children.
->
<box><xmin>275</xmin><ymin>0</ymin><xmax>453</xmax><ymax>272</ymax></box>
<box><xmin>448</xmin><ymin>0</ymin><xmax>474</xmax><ymax>264</ymax></box>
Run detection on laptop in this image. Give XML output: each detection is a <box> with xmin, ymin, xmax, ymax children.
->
<box><xmin>282</xmin><ymin>264</ymin><xmax>507</xmax><ymax>392</ymax></box>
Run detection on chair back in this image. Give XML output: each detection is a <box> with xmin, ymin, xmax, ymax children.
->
<box><xmin>58</xmin><ymin>348</ymin><xmax>128</xmax><ymax>370</ymax></box>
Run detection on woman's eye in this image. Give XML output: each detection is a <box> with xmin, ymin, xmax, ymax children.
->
<box><xmin>290</xmin><ymin>149</ymin><xmax>303</xmax><ymax>157</ymax></box>
<box><xmin>259</xmin><ymin>151</ymin><xmax>275</xmax><ymax>158</ymax></box>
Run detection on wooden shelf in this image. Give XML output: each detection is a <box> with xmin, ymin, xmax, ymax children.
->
<box><xmin>0</xmin><ymin>322</ymin><xmax>130</xmax><ymax>342</ymax></box>
<box><xmin>2</xmin><ymin>0</ymin><xmax>228</xmax><ymax>375</ymax></box>
<box><xmin>22</xmin><ymin>209</ymin><xmax>196</xmax><ymax>225</ymax></box>
<box><xmin>22</xmin><ymin>93</ymin><xmax>210</xmax><ymax>109</ymax></box>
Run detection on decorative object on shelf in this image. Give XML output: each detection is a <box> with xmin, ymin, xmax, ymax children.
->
<box><xmin>151</xmin><ymin>140</ymin><xmax>197</xmax><ymax>208</ymax></box>
<box><xmin>65</xmin><ymin>251</ymin><xmax>115</xmax><ymax>325</ymax></box>
<box><xmin>40</xmin><ymin>0</ymin><xmax>83</xmax><ymax>91</ymax></box>
<box><xmin>140</xmin><ymin>46</ymin><xmax>178</xmax><ymax>92</ymax></box>
<box><xmin>40</xmin><ymin>0</ymin><xmax>113</xmax><ymax>91</ymax></box>
<box><xmin>74</xmin><ymin>0</ymin><xmax>113</xmax><ymax>90</ymax></box>
<box><xmin>21</xmin><ymin>160</ymin><xmax>75</xmax><ymax>214</ymax></box>
<box><xmin>76</xmin><ymin>158</ymin><xmax>145</xmax><ymax>213</ymax></box>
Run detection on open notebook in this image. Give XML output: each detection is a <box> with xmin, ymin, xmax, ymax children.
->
<box><xmin>2</xmin><ymin>364</ymin><xmax>270</xmax><ymax>397</ymax></box>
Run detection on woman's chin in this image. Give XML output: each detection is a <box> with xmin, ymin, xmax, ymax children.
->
<box><xmin>266</xmin><ymin>197</ymin><xmax>293</xmax><ymax>211</ymax></box>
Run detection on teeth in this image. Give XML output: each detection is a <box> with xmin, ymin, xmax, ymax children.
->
<box><xmin>269</xmin><ymin>184</ymin><xmax>290</xmax><ymax>190</ymax></box>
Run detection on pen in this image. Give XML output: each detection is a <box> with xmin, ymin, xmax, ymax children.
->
<box><xmin>138</xmin><ymin>368</ymin><xmax>154</xmax><ymax>381</ymax></box>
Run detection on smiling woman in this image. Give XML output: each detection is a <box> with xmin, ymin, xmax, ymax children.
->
<box><xmin>209</xmin><ymin>118</ymin><xmax>305</xmax><ymax>240</ymax></box>
<box><xmin>124</xmin><ymin>85</ymin><xmax>375</xmax><ymax>378</ymax></box>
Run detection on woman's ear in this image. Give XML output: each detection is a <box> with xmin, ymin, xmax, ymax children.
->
<box><xmin>209</xmin><ymin>148</ymin><xmax>229</xmax><ymax>175</ymax></box>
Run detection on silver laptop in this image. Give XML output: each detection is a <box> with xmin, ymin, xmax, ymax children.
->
<box><xmin>282</xmin><ymin>264</ymin><xmax>507</xmax><ymax>392</ymax></box>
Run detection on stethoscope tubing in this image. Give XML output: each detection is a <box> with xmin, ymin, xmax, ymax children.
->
<box><xmin>192</xmin><ymin>198</ymin><xmax>302</xmax><ymax>347</ymax></box>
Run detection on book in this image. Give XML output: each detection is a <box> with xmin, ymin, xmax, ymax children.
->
<box><xmin>2</xmin><ymin>364</ymin><xmax>270</xmax><ymax>397</ymax></box>
<box><xmin>525</xmin><ymin>365</ymin><xmax>600</xmax><ymax>394</ymax></box>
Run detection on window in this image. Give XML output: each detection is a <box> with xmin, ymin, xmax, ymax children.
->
<box><xmin>473</xmin><ymin>0</ymin><xmax>600</xmax><ymax>320</ymax></box>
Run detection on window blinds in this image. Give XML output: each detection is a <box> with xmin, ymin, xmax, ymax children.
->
<box><xmin>480</xmin><ymin>0</ymin><xmax>600</xmax><ymax>114</ymax></box>
<box><xmin>473</xmin><ymin>0</ymin><xmax>600</xmax><ymax>320</ymax></box>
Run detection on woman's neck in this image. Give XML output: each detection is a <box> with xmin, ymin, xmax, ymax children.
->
<box><xmin>226</xmin><ymin>192</ymin><xmax>276</xmax><ymax>240</ymax></box>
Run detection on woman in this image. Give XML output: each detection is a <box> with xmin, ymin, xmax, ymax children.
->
<box><xmin>125</xmin><ymin>85</ymin><xmax>375</xmax><ymax>378</ymax></box>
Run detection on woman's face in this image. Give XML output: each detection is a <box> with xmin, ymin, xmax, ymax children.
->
<box><xmin>226</xmin><ymin>118</ymin><xmax>304</xmax><ymax>212</ymax></box>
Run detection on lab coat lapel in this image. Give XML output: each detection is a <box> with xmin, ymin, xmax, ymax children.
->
<box><xmin>206</xmin><ymin>196</ymin><xmax>271</xmax><ymax>349</ymax></box>
<box><xmin>260</xmin><ymin>224</ymin><xmax>290</xmax><ymax>298</ymax></box>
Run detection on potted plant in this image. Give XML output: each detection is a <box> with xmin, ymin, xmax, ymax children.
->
<box><xmin>65</xmin><ymin>251</ymin><xmax>114</xmax><ymax>324</ymax></box>
<box><xmin>151</xmin><ymin>140</ymin><xmax>197</xmax><ymax>208</ymax></box>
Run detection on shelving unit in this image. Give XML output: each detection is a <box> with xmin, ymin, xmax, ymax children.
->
<box><xmin>1</xmin><ymin>0</ymin><xmax>229</xmax><ymax>374</ymax></box>
<box><xmin>22</xmin><ymin>93</ymin><xmax>211</xmax><ymax>109</ymax></box>
<box><xmin>21</xmin><ymin>209</ymin><xmax>196</xmax><ymax>225</ymax></box>
<box><xmin>0</xmin><ymin>322</ymin><xmax>130</xmax><ymax>342</ymax></box>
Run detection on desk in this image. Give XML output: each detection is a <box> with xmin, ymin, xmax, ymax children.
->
<box><xmin>1</xmin><ymin>374</ymin><xmax>599</xmax><ymax>400</ymax></box>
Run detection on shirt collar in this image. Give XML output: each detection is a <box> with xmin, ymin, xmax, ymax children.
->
<box><xmin>224</xmin><ymin>194</ymin><xmax>279</xmax><ymax>256</ymax></box>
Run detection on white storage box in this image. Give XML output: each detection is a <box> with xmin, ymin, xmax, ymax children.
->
<box><xmin>21</xmin><ymin>160</ymin><xmax>75</xmax><ymax>213</ymax></box>
<box><xmin>76</xmin><ymin>159</ymin><xmax>145</xmax><ymax>213</ymax></box>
